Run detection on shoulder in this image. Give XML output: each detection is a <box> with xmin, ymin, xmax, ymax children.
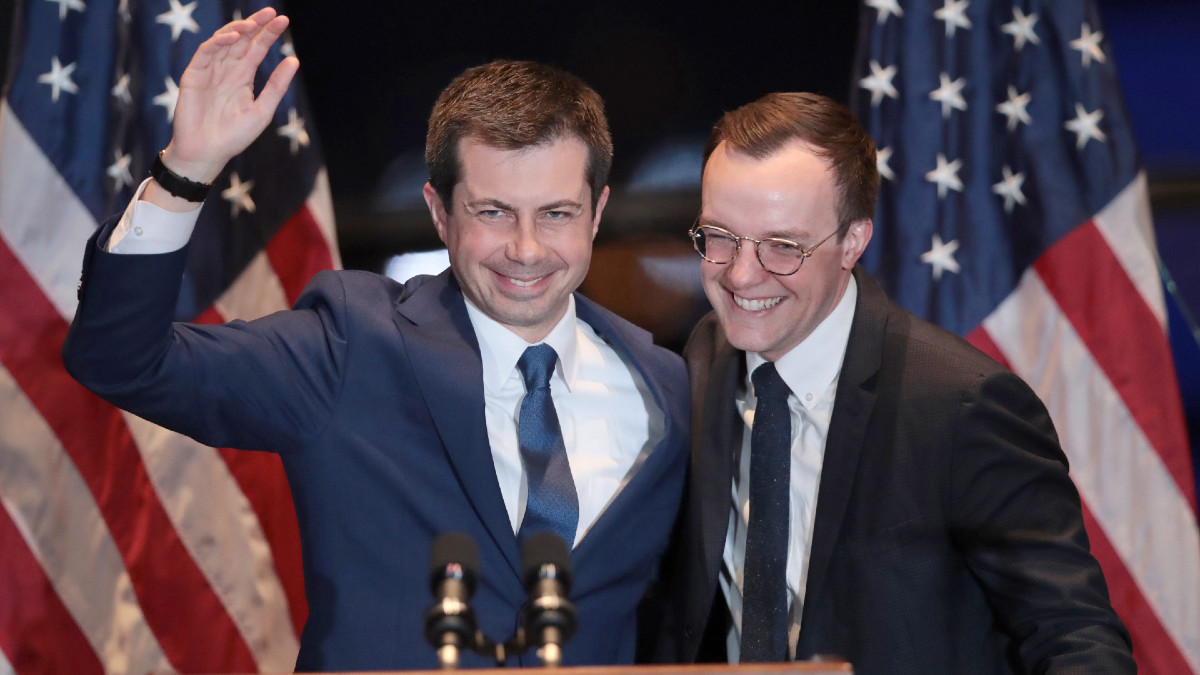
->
<box><xmin>575</xmin><ymin>293</ymin><xmax>686</xmax><ymax>381</ymax></box>
<box><xmin>294</xmin><ymin>269</ymin><xmax>446</xmax><ymax>311</ymax></box>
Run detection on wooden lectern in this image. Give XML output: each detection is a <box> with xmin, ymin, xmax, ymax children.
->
<box><xmin>340</xmin><ymin>662</ymin><xmax>853</xmax><ymax>674</ymax></box>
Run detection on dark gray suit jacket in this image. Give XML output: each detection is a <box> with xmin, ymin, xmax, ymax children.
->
<box><xmin>650</xmin><ymin>267</ymin><xmax>1133</xmax><ymax>674</ymax></box>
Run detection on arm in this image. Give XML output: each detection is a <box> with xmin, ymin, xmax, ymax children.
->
<box><xmin>950</xmin><ymin>370</ymin><xmax>1135</xmax><ymax>672</ymax></box>
<box><xmin>62</xmin><ymin>223</ymin><xmax>348</xmax><ymax>451</ymax></box>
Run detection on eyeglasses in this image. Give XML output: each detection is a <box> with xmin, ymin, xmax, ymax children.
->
<box><xmin>688</xmin><ymin>221</ymin><xmax>839</xmax><ymax>276</ymax></box>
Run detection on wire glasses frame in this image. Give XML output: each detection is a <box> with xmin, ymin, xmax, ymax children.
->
<box><xmin>687</xmin><ymin>221</ymin><xmax>840</xmax><ymax>276</ymax></box>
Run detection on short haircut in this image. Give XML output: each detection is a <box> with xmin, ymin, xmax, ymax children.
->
<box><xmin>703</xmin><ymin>92</ymin><xmax>879</xmax><ymax>238</ymax></box>
<box><xmin>425</xmin><ymin>60</ymin><xmax>613</xmax><ymax>213</ymax></box>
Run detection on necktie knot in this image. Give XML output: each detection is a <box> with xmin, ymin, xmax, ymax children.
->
<box><xmin>518</xmin><ymin>344</ymin><xmax>558</xmax><ymax>393</ymax></box>
<box><xmin>751</xmin><ymin>362</ymin><xmax>789</xmax><ymax>404</ymax></box>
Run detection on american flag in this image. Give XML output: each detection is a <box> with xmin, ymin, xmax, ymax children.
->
<box><xmin>853</xmin><ymin>0</ymin><xmax>1198</xmax><ymax>671</ymax></box>
<box><xmin>0</xmin><ymin>0</ymin><xmax>338</xmax><ymax>671</ymax></box>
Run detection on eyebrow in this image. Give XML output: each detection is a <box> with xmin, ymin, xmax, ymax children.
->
<box><xmin>463</xmin><ymin>199</ymin><xmax>584</xmax><ymax>212</ymax></box>
<box><xmin>697</xmin><ymin>218</ymin><xmax>811</xmax><ymax>242</ymax></box>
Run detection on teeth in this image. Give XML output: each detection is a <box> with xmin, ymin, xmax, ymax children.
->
<box><xmin>734</xmin><ymin>295</ymin><xmax>783</xmax><ymax>311</ymax></box>
<box><xmin>509</xmin><ymin>276</ymin><xmax>545</xmax><ymax>287</ymax></box>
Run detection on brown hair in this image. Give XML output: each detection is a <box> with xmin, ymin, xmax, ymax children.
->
<box><xmin>425</xmin><ymin>60</ymin><xmax>613</xmax><ymax>212</ymax></box>
<box><xmin>703</xmin><ymin>92</ymin><xmax>879</xmax><ymax>237</ymax></box>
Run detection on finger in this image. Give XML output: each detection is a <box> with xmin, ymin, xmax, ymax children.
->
<box><xmin>254</xmin><ymin>56</ymin><xmax>300</xmax><ymax>119</ymax></box>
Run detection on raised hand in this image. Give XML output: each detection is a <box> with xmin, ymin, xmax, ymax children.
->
<box><xmin>152</xmin><ymin>8</ymin><xmax>298</xmax><ymax>203</ymax></box>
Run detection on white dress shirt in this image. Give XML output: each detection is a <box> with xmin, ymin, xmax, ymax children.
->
<box><xmin>107</xmin><ymin>182</ymin><xmax>663</xmax><ymax>548</ymax></box>
<box><xmin>464</xmin><ymin>297</ymin><xmax>662</xmax><ymax>547</ymax></box>
<box><xmin>721</xmin><ymin>276</ymin><xmax>857</xmax><ymax>663</ymax></box>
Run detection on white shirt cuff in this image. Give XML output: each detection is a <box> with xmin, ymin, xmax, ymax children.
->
<box><xmin>107</xmin><ymin>177</ymin><xmax>202</xmax><ymax>254</ymax></box>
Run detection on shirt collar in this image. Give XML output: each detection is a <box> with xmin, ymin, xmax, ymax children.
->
<box><xmin>746</xmin><ymin>274</ymin><xmax>857</xmax><ymax>410</ymax></box>
<box><xmin>464</xmin><ymin>293</ymin><xmax>580</xmax><ymax>393</ymax></box>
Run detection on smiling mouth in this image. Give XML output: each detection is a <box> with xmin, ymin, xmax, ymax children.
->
<box><xmin>506</xmin><ymin>275</ymin><xmax>547</xmax><ymax>287</ymax></box>
<box><xmin>733</xmin><ymin>294</ymin><xmax>783</xmax><ymax>311</ymax></box>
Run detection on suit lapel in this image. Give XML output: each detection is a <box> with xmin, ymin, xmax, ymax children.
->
<box><xmin>393</xmin><ymin>271</ymin><xmax>521</xmax><ymax>577</ymax></box>
<box><xmin>695</xmin><ymin>331</ymin><xmax>743</xmax><ymax>585</ymax></box>
<box><xmin>570</xmin><ymin>295</ymin><xmax>682</xmax><ymax>558</ymax></box>
<box><xmin>800</xmin><ymin>268</ymin><xmax>885</xmax><ymax>631</ymax></box>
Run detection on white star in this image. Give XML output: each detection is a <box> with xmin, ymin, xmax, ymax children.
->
<box><xmin>995</xmin><ymin>85</ymin><xmax>1031</xmax><ymax>131</ymax></box>
<box><xmin>934</xmin><ymin>0</ymin><xmax>972</xmax><ymax>37</ymax></box>
<box><xmin>920</xmin><ymin>234</ymin><xmax>961</xmax><ymax>281</ymax></box>
<box><xmin>1064</xmin><ymin>103</ymin><xmax>1106</xmax><ymax>149</ymax></box>
<box><xmin>1001</xmin><ymin>8</ymin><xmax>1040</xmax><ymax>51</ymax></box>
<box><xmin>1070</xmin><ymin>23</ymin><xmax>1105</xmax><ymax>68</ymax></box>
<box><xmin>119</xmin><ymin>0</ymin><xmax>131</xmax><ymax>23</ymax></box>
<box><xmin>866</xmin><ymin>0</ymin><xmax>904</xmax><ymax>24</ymax></box>
<box><xmin>859</xmin><ymin>60</ymin><xmax>899</xmax><ymax>107</ymax></box>
<box><xmin>924</xmin><ymin>153</ymin><xmax>963</xmax><ymax>199</ymax></box>
<box><xmin>929</xmin><ymin>72</ymin><xmax>967</xmax><ymax>119</ymax></box>
<box><xmin>876</xmin><ymin>146</ymin><xmax>895</xmax><ymax>181</ymax></box>
<box><xmin>991</xmin><ymin>165</ymin><xmax>1026</xmax><ymax>213</ymax></box>
<box><xmin>37</xmin><ymin>57</ymin><xmax>78</xmax><ymax>102</ymax></box>
<box><xmin>111</xmin><ymin>72</ymin><xmax>132</xmax><ymax>105</ymax></box>
<box><xmin>222</xmin><ymin>172</ymin><xmax>256</xmax><ymax>216</ymax></box>
<box><xmin>106</xmin><ymin>150</ymin><xmax>134</xmax><ymax>191</ymax></box>
<box><xmin>46</xmin><ymin>0</ymin><xmax>86</xmax><ymax>20</ymax></box>
<box><xmin>277</xmin><ymin>108</ymin><xmax>311</xmax><ymax>154</ymax></box>
<box><xmin>156</xmin><ymin>0</ymin><xmax>200</xmax><ymax>42</ymax></box>
<box><xmin>280</xmin><ymin>36</ymin><xmax>296</xmax><ymax>58</ymax></box>
<box><xmin>152</xmin><ymin>77</ymin><xmax>179</xmax><ymax>121</ymax></box>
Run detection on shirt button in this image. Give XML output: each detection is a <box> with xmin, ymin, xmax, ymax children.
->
<box><xmin>133</xmin><ymin>226</ymin><xmax>144</xmax><ymax>237</ymax></box>
<box><xmin>805</xmin><ymin>393</ymin><xmax>814</xmax><ymax>402</ymax></box>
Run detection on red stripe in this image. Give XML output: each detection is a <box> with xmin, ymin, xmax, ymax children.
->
<box><xmin>1034</xmin><ymin>222</ymin><xmax>1196</xmax><ymax>508</ymax></box>
<box><xmin>264</xmin><ymin>204</ymin><xmax>335</xmax><ymax>307</ymax></box>
<box><xmin>1080</xmin><ymin>501</ymin><xmax>1191</xmax><ymax>674</ymax></box>
<box><xmin>0</xmin><ymin>239</ymin><xmax>257</xmax><ymax>672</ymax></box>
<box><xmin>0</xmin><ymin>501</ymin><xmax>103</xmax><ymax>675</ymax></box>
<box><xmin>965</xmin><ymin>326</ymin><xmax>1011</xmax><ymax>369</ymax></box>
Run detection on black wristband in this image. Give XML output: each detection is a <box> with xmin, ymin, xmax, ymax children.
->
<box><xmin>149</xmin><ymin>150</ymin><xmax>212</xmax><ymax>202</ymax></box>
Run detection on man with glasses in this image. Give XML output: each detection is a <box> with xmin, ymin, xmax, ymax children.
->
<box><xmin>647</xmin><ymin>93</ymin><xmax>1133</xmax><ymax>673</ymax></box>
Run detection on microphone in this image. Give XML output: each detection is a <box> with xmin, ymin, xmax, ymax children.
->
<box><xmin>520</xmin><ymin>532</ymin><xmax>577</xmax><ymax>668</ymax></box>
<box><xmin>424</xmin><ymin>532</ymin><xmax>480</xmax><ymax>669</ymax></box>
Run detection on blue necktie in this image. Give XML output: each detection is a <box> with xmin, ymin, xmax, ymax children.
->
<box><xmin>741</xmin><ymin>362</ymin><xmax>792</xmax><ymax>662</ymax></box>
<box><xmin>516</xmin><ymin>344</ymin><xmax>579</xmax><ymax>548</ymax></box>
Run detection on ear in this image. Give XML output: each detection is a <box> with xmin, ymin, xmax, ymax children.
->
<box><xmin>589</xmin><ymin>186</ymin><xmax>610</xmax><ymax>240</ymax></box>
<box><xmin>840</xmin><ymin>218</ymin><xmax>873</xmax><ymax>270</ymax></box>
<box><xmin>423</xmin><ymin>182</ymin><xmax>450</xmax><ymax>245</ymax></box>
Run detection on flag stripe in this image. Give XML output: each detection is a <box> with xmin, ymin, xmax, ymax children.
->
<box><xmin>0</xmin><ymin>495</ymin><xmax>103</xmax><ymax>675</ymax></box>
<box><xmin>1033</xmin><ymin>220</ymin><xmax>1196</xmax><ymax>507</ymax></box>
<box><xmin>0</xmin><ymin>364</ymin><xmax>169</xmax><ymax>675</ymax></box>
<box><xmin>0</xmin><ymin>238</ymin><xmax>258</xmax><ymax>672</ymax></box>
<box><xmin>1080</xmin><ymin>503</ymin><xmax>1194</xmax><ymax>674</ymax></box>
<box><xmin>119</xmin><ymin>412</ymin><xmax>300</xmax><ymax>672</ymax></box>
<box><xmin>266</xmin><ymin>204</ymin><xmax>336</xmax><ymax>306</ymax></box>
<box><xmin>217</xmin><ymin>446</ymin><xmax>308</xmax><ymax>638</ymax></box>
<box><xmin>982</xmin><ymin>266</ymin><xmax>1200</xmax><ymax>672</ymax></box>
<box><xmin>0</xmin><ymin>102</ymin><xmax>96</xmax><ymax>321</ymax></box>
<box><xmin>1090</xmin><ymin>173</ymin><xmax>1167</xmax><ymax>331</ymax></box>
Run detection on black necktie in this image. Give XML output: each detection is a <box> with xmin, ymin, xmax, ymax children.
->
<box><xmin>515</xmin><ymin>344</ymin><xmax>579</xmax><ymax>548</ymax></box>
<box><xmin>741</xmin><ymin>362</ymin><xmax>792</xmax><ymax>662</ymax></box>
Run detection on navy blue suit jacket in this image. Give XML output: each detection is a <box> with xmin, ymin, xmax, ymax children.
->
<box><xmin>63</xmin><ymin>222</ymin><xmax>689</xmax><ymax>671</ymax></box>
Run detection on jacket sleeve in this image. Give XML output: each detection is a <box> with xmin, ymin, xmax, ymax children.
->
<box><xmin>62</xmin><ymin>216</ymin><xmax>348</xmax><ymax>452</ymax></box>
<box><xmin>949</xmin><ymin>368</ymin><xmax>1136</xmax><ymax>673</ymax></box>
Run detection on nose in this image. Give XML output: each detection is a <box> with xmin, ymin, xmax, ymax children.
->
<box><xmin>507</xmin><ymin>218</ymin><xmax>546</xmax><ymax>265</ymax></box>
<box><xmin>723</xmin><ymin>241</ymin><xmax>765</xmax><ymax>288</ymax></box>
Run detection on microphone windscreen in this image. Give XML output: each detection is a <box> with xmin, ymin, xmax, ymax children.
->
<box><xmin>429</xmin><ymin>532</ymin><xmax>480</xmax><ymax>592</ymax></box>
<box><xmin>521</xmin><ymin>531</ymin><xmax>572</xmax><ymax>589</ymax></box>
